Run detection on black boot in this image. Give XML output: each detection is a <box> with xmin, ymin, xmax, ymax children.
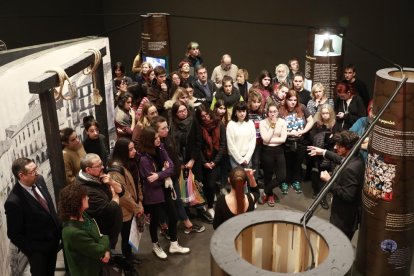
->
<box><xmin>320</xmin><ymin>196</ymin><xmax>329</xmax><ymax>210</ymax></box>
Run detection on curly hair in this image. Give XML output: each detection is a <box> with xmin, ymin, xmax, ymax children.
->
<box><xmin>58</xmin><ymin>184</ymin><xmax>87</xmax><ymax>221</ymax></box>
<box><xmin>333</xmin><ymin>130</ymin><xmax>360</xmax><ymax>150</ymax></box>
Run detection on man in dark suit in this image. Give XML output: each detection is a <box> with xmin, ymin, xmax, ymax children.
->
<box><xmin>308</xmin><ymin>130</ymin><xmax>365</xmax><ymax>240</ymax></box>
<box><xmin>4</xmin><ymin>158</ymin><xmax>61</xmax><ymax>276</ymax></box>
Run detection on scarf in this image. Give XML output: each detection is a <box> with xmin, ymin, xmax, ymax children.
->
<box><xmin>215</xmin><ymin>87</ymin><xmax>241</xmax><ymax>107</ymax></box>
<box><xmin>201</xmin><ymin>119</ymin><xmax>221</xmax><ymax>160</ymax></box>
<box><xmin>270</xmin><ymin>93</ymin><xmax>284</xmax><ymax>109</ymax></box>
<box><xmin>78</xmin><ymin>170</ymin><xmax>101</xmax><ymax>184</ymax></box>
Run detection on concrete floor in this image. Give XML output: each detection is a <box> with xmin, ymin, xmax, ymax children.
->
<box><xmin>132</xmin><ymin>181</ymin><xmax>358</xmax><ymax>276</ymax></box>
<box><xmin>49</xmin><ymin>180</ymin><xmax>357</xmax><ymax>276</ymax></box>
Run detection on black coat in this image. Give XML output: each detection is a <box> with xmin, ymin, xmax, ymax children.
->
<box><xmin>334</xmin><ymin>95</ymin><xmax>367</xmax><ymax>130</ymax></box>
<box><xmin>325</xmin><ymin>151</ymin><xmax>365</xmax><ymax>235</ymax></box>
<box><xmin>77</xmin><ymin>174</ymin><xmax>123</xmax><ymax>248</ymax></box>
<box><xmin>192</xmin><ymin>79</ymin><xmax>217</xmax><ymax>107</ymax></box>
<box><xmin>4</xmin><ymin>176</ymin><xmax>61</xmax><ymax>256</ymax></box>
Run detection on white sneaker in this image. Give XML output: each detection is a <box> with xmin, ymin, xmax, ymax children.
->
<box><xmin>207</xmin><ymin>208</ymin><xmax>215</xmax><ymax>218</ymax></box>
<box><xmin>169</xmin><ymin>241</ymin><xmax>190</xmax><ymax>254</ymax></box>
<box><xmin>153</xmin><ymin>242</ymin><xmax>167</xmax><ymax>259</ymax></box>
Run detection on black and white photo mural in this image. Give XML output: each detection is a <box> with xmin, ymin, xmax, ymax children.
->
<box><xmin>0</xmin><ymin>37</ymin><xmax>114</xmax><ymax>275</ymax></box>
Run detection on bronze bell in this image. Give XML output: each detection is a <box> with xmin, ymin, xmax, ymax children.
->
<box><xmin>320</xmin><ymin>38</ymin><xmax>334</xmax><ymax>53</ymax></box>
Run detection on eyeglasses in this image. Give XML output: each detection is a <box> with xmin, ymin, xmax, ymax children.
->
<box><xmin>24</xmin><ymin>167</ymin><xmax>38</xmax><ymax>176</ymax></box>
<box><xmin>177</xmin><ymin>109</ymin><xmax>187</xmax><ymax>114</ymax></box>
<box><xmin>90</xmin><ymin>161</ymin><xmax>103</xmax><ymax>169</ymax></box>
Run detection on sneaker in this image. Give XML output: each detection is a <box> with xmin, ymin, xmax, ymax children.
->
<box><xmin>207</xmin><ymin>208</ymin><xmax>215</xmax><ymax>218</ymax></box>
<box><xmin>280</xmin><ymin>182</ymin><xmax>289</xmax><ymax>195</ymax></box>
<box><xmin>184</xmin><ymin>223</ymin><xmax>206</xmax><ymax>234</ymax></box>
<box><xmin>267</xmin><ymin>195</ymin><xmax>275</xmax><ymax>207</ymax></box>
<box><xmin>160</xmin><ymin>227</ymin><xmax>170</xmax><ymax>240</ymax></box>
<box><xmin>153</xmin><ymin>243</ymin><xmax>167</xmax><ymax>259</ymax></box>
<box><xmin>259</xmin><ymin>194</ymin><xmax>268</xmax><ymax>205</ymax></box>
<box><xmin>198</xmin><ymin>209</ymin><xmax>213</xmax><ymax>223</ymax></box>
<box><xmin>169</xmin><ymin>241</ymin><xmax>190</xmax><ymax>254</ymax></box>
<box><xmin>291</xmin><ymin>181</ymin><xmax>302</xmax><ymax>194</ymax></box>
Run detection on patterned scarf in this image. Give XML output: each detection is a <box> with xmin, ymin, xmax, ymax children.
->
<box><xmin>201</xmin><ymin>119</ymin><xmax>221</xmax><ymax>160</ymax></box>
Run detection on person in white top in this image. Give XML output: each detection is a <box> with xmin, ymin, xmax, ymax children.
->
<box><xmin>211</xmin><ymin>54</ymin><xmax>239</xmax><ymax>88</ymax></box>
<box><xmin>226</xmin><ymin>101</ymin><xmax>256</xmax><ymax>168</ymax></box>
<box><xmin>259</xmin><ymin>103</ymin><xmax>287</xmax><ymax>207</ymax></box>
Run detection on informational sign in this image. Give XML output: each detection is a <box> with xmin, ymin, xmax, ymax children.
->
<box><xmin>305</xmin><ymin>28</ymin><xmax>344</xmax><ymax>99</ymax></box>
<box><xmin>355</xmin><ymin>68</ymin><xmax>414</xmax><ymax>276</ymax></box>
<box><xmin>140</xmin><ymin>13</ymin><xmax>171</xmax><ymax>74</ymax></box>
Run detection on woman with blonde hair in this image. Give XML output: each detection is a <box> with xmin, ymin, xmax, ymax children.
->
<box><xmin>307</xmin><ymin>83</ymin><xmax>334</xmax><ymax>116</ymax></box>
<box><xmin>308</xmin><ymin>103</ymin><xmax>342</xmax><ymax>209</ymax></box>
<box><xmin>213</xmin><ymin>167</ymin><xmax>259</xmax><ymax>229</ymax></box>
<box><xmin>133</xmin><ymin>61</ymin><xmax>153</xmax><ymax>85</ymax></box>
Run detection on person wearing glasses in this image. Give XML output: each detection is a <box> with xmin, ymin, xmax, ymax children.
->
<box><xmin>76</xmin><ymin>153</ymin><xmax>123</xmax><ymax>249</ymax></box>
<box><xmin>4</xmin><ymin>158</ymin><xmax>61</xmax><ymax>276</ymax></box>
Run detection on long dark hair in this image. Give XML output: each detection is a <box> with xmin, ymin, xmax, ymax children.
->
<box><xmin>139</xmin><ymin>127</ymin><xmax>157</xmax><ymax>156</ymax></box>
<box><xmin>195</xmin><ymin>104</ymin><xmax>218</xmax><ymax>125</ymax></box>
<box><xmin>171</xmin><ymin>101</ymin><xmax>190</xmax><ymax>126</ymax></box>
<box><xmin>255</xmin><ymin>70</ymin><xmax>273</xmax><ymax>92</ymax></box>
<box><xmin>110</xmin><ymin>137</ymin><xmax>131</xmax><ymax>167</ymax></box>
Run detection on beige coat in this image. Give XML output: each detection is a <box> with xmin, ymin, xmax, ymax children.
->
<box><xmin>109</xmin><ymin>164</ymin><xmax>143</xmax><ymax>222</ymax></box>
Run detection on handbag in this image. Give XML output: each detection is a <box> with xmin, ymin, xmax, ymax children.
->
<box><xmin>179</xmin><ymin>169</ymin><xmax>205</xmax><ymax>206</ymax></box>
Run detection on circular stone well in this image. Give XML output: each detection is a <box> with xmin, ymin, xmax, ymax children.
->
<box><xmin>210</xmin><ymin>210</ymin><xmax>353</xmax><ymax>275</ymax></box>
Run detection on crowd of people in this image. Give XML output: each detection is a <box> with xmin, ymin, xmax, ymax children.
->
<box><xmin>4</xmin><ymin>41</ymin><xmax>372</xmax><ymax>276</ymax></box>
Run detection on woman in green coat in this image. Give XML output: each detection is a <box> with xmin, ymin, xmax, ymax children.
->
<box><xmin>59</xmin><ymin>184</ymin><xmax>110</xmax><ymax>276</ymax></box>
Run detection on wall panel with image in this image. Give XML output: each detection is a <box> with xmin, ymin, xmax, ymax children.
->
<box><xmin>0</xmin><ymin>37</ymin><xmax>114</xmax><ymax>275</ymax></box>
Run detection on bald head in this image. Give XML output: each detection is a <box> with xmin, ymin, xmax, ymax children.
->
<box><xmin>221</xmin><ymin>54</ymin><xmax>232</xmax><ymax>71</ymax></box>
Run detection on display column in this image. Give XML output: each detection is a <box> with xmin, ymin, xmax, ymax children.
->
<box><xmin>355</xmin><ymin>68</ymin><xmax>414</xmax><ymax>276</ymax></box>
